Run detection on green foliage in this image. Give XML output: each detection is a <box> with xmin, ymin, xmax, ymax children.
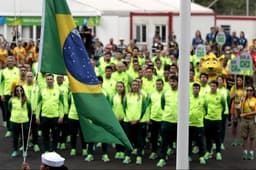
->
<box><xmin>193</xmin><ymin>0</ymin><xmax>256</xmax><ymax>16</ymax></box>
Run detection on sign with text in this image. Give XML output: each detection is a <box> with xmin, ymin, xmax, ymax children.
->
<box><xmin>240</xmin><ymin>53</ymin><xmax>252</xmax><ymax>71</ymax></box>
<box><xmin>216</xmin><ymin>31</ymin><xmax>226</xmax><ymax>45</ymax></box>
<box><xmin>195</xmin><ymin>44</ymin><xmax>206</xmax><ymax>59</ymax></box>
<box><xmin>229</xmin><ymin>57</ymin><xmax>240</xmax><ymax>75</ymax></box>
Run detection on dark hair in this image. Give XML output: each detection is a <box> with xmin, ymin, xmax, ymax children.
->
<box><xmin>104</xmin><ymin>52</ymin><xmax>112</xmax><ymax>56</ymax></box>
<box><xmin>193</xmin><ymin>82</ymin><xmax>201</xmax><ymax>89</ymax></box>
<box><xmin>210</xmin><ymin>80</ymin><xmax>218</xmax><ymax>86</ymax></box>
<box><xmin>13</xmin><ymin>85</ymin><xmax>27</xmax><ymax>107</ymax></box>
<box><xmin>105</xmin><ymin>66</ymin><xmax>113</xmax><ymax>71</ymax></box>
<box><xmin>130</xmin><ymin>79</ymin><xmax>141</xmax><ymax>100</ymax></box>
<box><xmin>199</xmin><ymin>73</ymin><xmax>208</xmax><ymax>79</ymax></box>
<box><xmin>216</xmin><ymin>75</ymin><xmax>225</xmax><ymax>81</ymax></box>
<box><xmin>164</xmin><ymin>64</ymin><xmax>171</xmax><ymax>71</ymax></box>
<box><xmin>97</xmin><ymin>76</ymin><xmax>103</xmax><ymax>82</ymax></box>
<box><xmin>169</xmin><ymin>75</ymin><xmax>178</xmax><ymax>82</ymax></box>
<box><xmin>116</xmin><ymin>81</ymin><xmax>126</xmax><ymax>105</ymax></box>
<box><xmin>156</xmin><ymin>78</ymin><xmax>164</xmax><ymax>84</ymax></box>
<box><xmin>46</xmin><ymin>73</ymin><xmax>54</xmax><ymax>78</ymax></box>
<box><xmin>190</xmin><ymin>69</ymin><xmax>195</xmax><ymax>73</ymax></box>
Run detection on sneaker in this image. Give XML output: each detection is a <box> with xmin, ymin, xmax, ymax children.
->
<box><xmin>85</xmin><ymin>154</ymin><xmax>94</xmax><ymax>162</ymax></box>
<box><xmin>122</xmin><ymin>156</ymin><xmax>131</xmax><ymax>164</ymax></box>
<box><xmin>119</xmin><ymin>152</ymin><xmax>125</xmax><ymax>159</ymax></box>
<box><xmin>33</xmin><ymin>144</ymin><xmax>40</xmax><ymax>152</ymax></box>
<box><xmin>136</xmin><ymin>156</ymin><xmax>142</xmax><ymax>165</ymax></box>
<box><xmin>192</xmin><ymin>146</ymin><xmax>199</xmax><ymax>154</ymax></box>
<box><xmin>66</xmin><ymin>136</ymin><xmax>71</xmax><ymax>143</ymax></box>
<box><xmin>242</xmin><ymin>152</ymin><xmax>248</xmax><ymax>160</ymax></box>
<box><xmin>60</xmin><ymin>143</ymin><xmax>66</xmax><ymax>150</ymax></box>
<box><xmin>19</xmin><ymin>146</ymin><xmax>24</xmax><ymax>151</ymax></box>
<box><xmin>38</xmin><ymin>130</ymin><xmax>42</xmax><ymax>137</ymax></box>
<box><xmin>204</xmin><ymin>152</ymin><xmax>212</xmax><ymax>160</ymax></box>
<box><xmin>211</xmin><ymin>143</ymin><xmax>216</xmax><ymax>152</ymax></box>
<box><xmin>11</xmin><ymin>151</ymin><xmax>18</xmax><ymax>158</ymax></box>
<box><xmin>114</xmin><ymin>152</ymin><xmax>121</xmax><ymax>159</ymax></box>
<box><xmin>5</xmin><ymin>131</ymin><xmax>12</xmax><ymax>137</ymax></box>
<box><xmin>2</xmin><ymin>121</ymin><xmax>6</xmax><ymax>127</ymax></box>
<box><xmin>221</xmin><ymin>143</ymin><xmax>225</xmax><ymax>150</ymax></box>
<box><xmin>167</xmin><ymin>148</ymin><xmax>173</xmax><ymax>156</ymax></box>
<box><xmin>216</xmin><ymin>152</ymin><xmax>222</xmax><ymax>161</ymax></box>
<box><xmin>199</xmin><ymin>157</ymin><xmax>206</xmax><ymax>165</ymax></box>
<box><xmin>70</xmin><ymin>149</ymin><xmax>76</xmax><ymax>156</ymax></box>
<box><xmin>23</xmin><ymin>151</ymin><xmax>28</xmax><ymax>157</ymax></box>
<box><xmin>248</xmin><ymin>152</ymin><xmax>254</xmax><ymax>160</ymax></box>
<box><xmin>57</xmin><ymin>143</ymin><xmax>61</xmax><ymax>149</ymax></box>
<box><xmin>149</xmin><ymin>152</ymin><xmax>158</xmax><ymax>160</ymax></box>
<box><xmin>132</xmin><ymin>148</ymin><xmax>137</xmax><ymax>155</ymax></box>
<box><xmin>231</xmin><ymin>140</ymin><xmax>237</xmax><ymax>147</ymax></box>
<box><xmin>156</xmin><ymin>159</ymin><xmax>166</xmax><ymax>168</ymax></box>
<box><xmin>172</xmin><ymin>142</ymin><xmax>176</xmax><ymax>149</ymax></box>
<box><xmin>82</xmin><ymin>149</ymin><xmax>88</xmax><ymax>156</ymax></box>
<box><xmin>28</xmin><ymin>141</ymin><xmax>33</xmax><ymax>148</ymax></box>
<box><xmin>102</xmin><ymin>154</ymin><xmax>110</xmax><ymax>162</ymax></box>
<box><xmin>96</xmin><ymin>143</ymin><xmax>102</xmax><ymax>147</ymax></box>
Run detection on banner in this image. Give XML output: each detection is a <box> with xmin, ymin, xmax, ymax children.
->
<box><xmin>229</xmin><ymin>57</ymin><xmax>240</xmax><ymax>75</ymax></box>
<box><xmin>5</xmin><ymin>16</ymin><xmax>100</xmax><ymax>26</ymax></box>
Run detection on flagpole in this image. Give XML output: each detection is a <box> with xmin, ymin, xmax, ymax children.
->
<box><xmin>176</xmin><ymin>0</ymin><xmax>190</xmax><ymax>169</ymax></box>
<box><xmin>38</xmin><ymin>0</ymin><xmax>46</xmax><ymax>74</ymax></box>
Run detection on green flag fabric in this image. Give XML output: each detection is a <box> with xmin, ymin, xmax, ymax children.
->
<box><xmin>40</xmin><ymin>0</ymin><xmax>132</xmax><ymax>150</ymax></box>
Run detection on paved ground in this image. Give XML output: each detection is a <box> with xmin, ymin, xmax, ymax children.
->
<box><xmin>0</xmin><ymin>122</ymin><xmax>255</xmax><ymax>170</ymax></box>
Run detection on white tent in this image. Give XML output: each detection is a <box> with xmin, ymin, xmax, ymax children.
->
<box><xmin>0</xmin><ymin>0</ymin><xmax>101</xmax><ymax>16</ymax></box>
<box><xmin>159</xmin><ymin>0</ymin><xmax>213</xmax><ymax>13</ymax></box>
<box><xmin>78</xmin><ymin>0</ymin><xmax>213</xmax><ymax>14</ymax></box>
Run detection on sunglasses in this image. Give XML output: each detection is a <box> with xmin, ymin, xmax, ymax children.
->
<box><xmin>246</xmin><ymin>89</ymin><xmax>253</xmax><ymax>91</ymax></box>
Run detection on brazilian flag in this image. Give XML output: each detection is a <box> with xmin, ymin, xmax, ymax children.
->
<box><xmin>40</xmin><ymin>0</ymin><xmax>132</xmax><ymax>150</ymax></box>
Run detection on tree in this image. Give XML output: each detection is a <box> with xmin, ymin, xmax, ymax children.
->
<box><xmin>194</xmin><ymin>0</ymin><xmax>256</xmax><ymax>16</ymax></box>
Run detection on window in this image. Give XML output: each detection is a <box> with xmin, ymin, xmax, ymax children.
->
<box><xmin>155</xmin><ymin>24</ymin><xmax>167</xmax><ymax>43</ymax></box>
<box><xmin>135</xmin><ymin>24</ymin><xmax>147</xmax><ymax>43</ymax></box>
<box><xmin>161</xmin><ymin>25</ymin><xmax>166</xmax><ymax>43</ymax></box>
<box><xmin>36</xmin><ymin>26</ymin><xmax>41</xmax><ymax>43</ymax></box>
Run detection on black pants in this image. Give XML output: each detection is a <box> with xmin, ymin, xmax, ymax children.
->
<box><xmin>3</xmin><ymin>95</ymin><xmax>11</xmax><ymax>131</ymax></box>
<box><xmin>221</xmin><ymin>114</ymin><xmax>228</xmax><ymax>143</ymax></box>
<box><xmin>123</xmin><ymin>122</ymin><xmax>147</xmax><ymax>156</ymax></box>
<box><xmin>159</xmin><ymin>122</ymin><xmax>177</xmax><ymax>159</ymax></box>
<box><xmin>189</xmin><ymin>126</ymin><xmax>205</xmax><ymax>157</ymax></box>
<box><xmin>59</xmin><ymin>114</ymin><xmax>69</xmax><ymax>144</ymax></box>
<box><xmin>204</xmin><ymin>119</ymin><xmax>222</xmax><ymax>153</ymax></box>
<box><xmin>87</xmin><ymin>143</ymin><xmax>108</xmax><ymax>155</ymax></box>
<box><xmin>115</xmin><ymin>121</ymin><xmax>124</xmax><ymax>152</ymax></box>
<box><xmin>11</xmin><ymin>122</ymin><xmax>29</xmax><ymax>151</ymax></box>
<box><xmin>69</xmin><ymin>119</ymin><xmax>86</xmax><ymax>149</ymax></box>
<box><xmin>41</xmin><ymin>117</ymin><xmax>59</xmax><ymax>152</ymax></box>
<box><xmin>31</xmin><ymin>114</ymin><xmax>39</xmax><ymax>145</ymax></box>
<box><xmin>149</xmin><ymin>120</ymin><xmax>161</xmax><ymax>152</ymax></box>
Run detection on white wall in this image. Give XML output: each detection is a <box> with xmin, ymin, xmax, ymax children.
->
<box><xmin>117</xmin><ymin>16</ymin><xmax>130</xmax><ymax>45</ymax></box>
<box><xmin>173</xmin><ymin>15</ymin><xmax>215</xmax><ymax>47</ymax></box>
<box><xmin>96</xmin><ymin>16</ymin><xmax>129</xmax><ymax>46</ymax></box>
<box><xmin>216</xmin><ymin>19</ymin><xmax>256</xmax><ymax>43</ymax></box>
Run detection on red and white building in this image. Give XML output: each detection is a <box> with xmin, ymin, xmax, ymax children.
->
<box><xmin>0</xmin><ymin>0</ymin><xmax>256</xmax><ymax>49</ymax></box>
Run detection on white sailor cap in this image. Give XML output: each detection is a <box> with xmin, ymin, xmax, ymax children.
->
<box><xmin>41</xmin><ymin>152</ymin><xmax>65</xmax><ymax>167</ymax></box>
